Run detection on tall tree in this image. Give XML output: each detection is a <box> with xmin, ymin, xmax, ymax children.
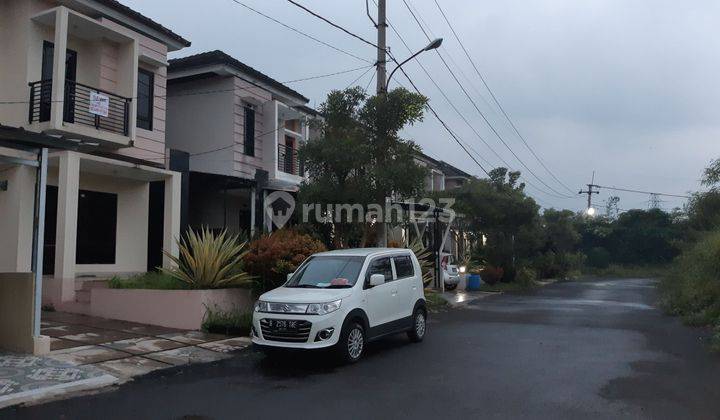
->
<box><xmin>299</xmin><ymin>87</ymin><xmax>428</xmax><ymax>247</ymax></box>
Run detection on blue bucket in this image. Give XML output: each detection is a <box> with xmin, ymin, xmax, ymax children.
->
<box><xmin>466</xmin><ymin>274</ymin><xmax>482</xmax><ymax>291</ymax></box>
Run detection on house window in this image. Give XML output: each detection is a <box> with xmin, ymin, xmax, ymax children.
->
<box><xmin>244</xmin><ymin>106</ymin><xmax>255</xmax><ymax>156</ymax></box>
<box><xmin>137</xmin><ymin>68</ymin><xmax>154</xmax><ymax>130</ymax></box>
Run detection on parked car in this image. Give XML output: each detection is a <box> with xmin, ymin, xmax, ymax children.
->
<box><xmin>252</xmin><ymin>248</ymin><xmax>427</xmax><ymax>363</ymax></box>
<box><xmin>442</xmin><ymin>254</ymin><xmax>461</xmax><ymax>291</ymax></box>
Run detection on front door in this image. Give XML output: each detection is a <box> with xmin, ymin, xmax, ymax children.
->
<box><xmin>40</xmin><ymin>41</ymin><xmax>77</xmax><ymax>122</ymax></box>
<box><xmin>363</xmin><ymin>257</ymin><xmax>396</xmax><ymax>328</ymax></box>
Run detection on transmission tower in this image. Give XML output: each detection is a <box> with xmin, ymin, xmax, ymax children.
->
<box><xmin>605</xmin><ymin>196</ymin><xmax>620</xmax><ymax>219</ymax></box>
<box><xmin>648</xmin><ymin>193</ymin><xmax>662</xmax><ymax>209</ymax></box>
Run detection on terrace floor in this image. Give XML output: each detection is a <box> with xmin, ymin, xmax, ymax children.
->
<box><xmin>1</xmin><ymin>311</ymin><xmax>251</xmax><ymax>408</ymax></box>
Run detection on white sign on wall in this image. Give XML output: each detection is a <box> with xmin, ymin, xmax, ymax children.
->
<box><xmin>89</xmin><ymin>92</ymin><xmax>109</xmax><ymax>117</ymax></box>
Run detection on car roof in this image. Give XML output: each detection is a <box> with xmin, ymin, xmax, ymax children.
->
<box><xmin>313</xmin><ymin>248</ymin><xmax>413</xmax><ymax>258</ymax></box>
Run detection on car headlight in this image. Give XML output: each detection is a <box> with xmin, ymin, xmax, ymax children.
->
<box><xmin>306</xmin><ymin>299</ymin><xmax>342</xmax><ymax>315</ymax></box>
<box><xmin>254</xmin><ymin>301</ymin><xmax>269</xmax><ymax>312</ymax></box>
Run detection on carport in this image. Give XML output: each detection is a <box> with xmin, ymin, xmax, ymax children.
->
<box><xmin>0</xmin><ymin>125</ymin><xmax>77</xmax><ymax>354</ymax></box>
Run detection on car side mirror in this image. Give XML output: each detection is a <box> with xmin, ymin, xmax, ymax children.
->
<box><xmin>369</xmin><ymin>274</ymin><xmax>385</xmax><ymax>287</ymax></box>
<box><xmin>287</xmin><ymin>272</ymin><xmax>295</xmax><ymax>281</ymax></box>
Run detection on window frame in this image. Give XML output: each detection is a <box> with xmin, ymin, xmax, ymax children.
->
<box><xmin>392</xmin><ymin>254</ymin><xmax>415</xmax><ymax>279</ymax></box>
<box><xmin>364</xmin><ymin>256</ymin><xmax>395</xmax><ymax>288</ymax></box>
<box><xmin>136</xmin><ymin>68</ymin><xmax>154</xmax><ymax>131</ymax></box>
<box><xmin>244</xmin><ymin>105</ymin><xmax>255</xmax><ymax>156</ymax></box>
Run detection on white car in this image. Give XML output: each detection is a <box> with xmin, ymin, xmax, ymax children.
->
<box><xmin>252</xmin><ymin>248</ymin><xmax>427</xmax><ymax>363</ymax></box>
<box><xmin>442</xmin><ymin>255</ymin><xmax>461</xmax><ymax>291</ymax></box>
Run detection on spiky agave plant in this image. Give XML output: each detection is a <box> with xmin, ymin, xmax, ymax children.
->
<box><xmin>161</xmin><ymin>227</ymin><xmax>253</xmax><ymax>289</ymax></box>
<box><xmin>408</xmin><ymin>238</ymin><xmax>435</xmax><ymax>287</ymax></box>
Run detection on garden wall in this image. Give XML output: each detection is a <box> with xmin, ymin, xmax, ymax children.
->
<box><xmin>90</xmin><ymin>288</ymin><xmax>253</xmax><ymax>330</ymax></box>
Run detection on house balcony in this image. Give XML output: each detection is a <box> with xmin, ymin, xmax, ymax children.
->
<box><xmin>277</xmin><ymin>143</ymin><xmax>302</xmax><ymax>176</ymax></box>
<box><xmin>28</xmin><ymin>79</ymin><xmax>131</xmax><ymax>138</ymax></box>
<box><xmin>25</xmin><ymin>6</ymin><xmax>140</xmax><ymax>148</ymax></box>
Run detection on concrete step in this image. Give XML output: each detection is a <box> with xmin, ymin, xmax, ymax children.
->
<box><xmin>75</xmin><ymin>289</ymin><xmax>91</xmax><ymax>304</ymax></box>
<box><xmin>74</xmin><ymin>279</ymin><xmax>109</xmax><ymax>292</ymax></box>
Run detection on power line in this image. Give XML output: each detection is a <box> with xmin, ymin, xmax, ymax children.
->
<box><xmin>285</xmin><ymin>0</ymin><xmax>382</xmax><ymax>51</ymax></box>
<box><xmin>0</xmin><ymin>65</ymin><xmax>373</xmax><ymax>105</ymax></box>
<box><xmin>400</xmin><ymin>0</ymin><xmax>573</xmax><ymax>199</ymax></box>
<box><xmin>227</xmin><ymin>0</ymin><xmax>371</xmax><ymax>64</ymax></box>
<box><xmin>431</xmin><ymin>0</ymin><xmax>575</xmax><ymax>195</ymax></box>
<box><xmin>593</xmin><ymin>184</ymin><xmax>691</xmax><ymax>199</ymax></box>
<box><xmin>282</xmin><ymin>64</ymin><xmax>374</xmax><ymax>84</ymax></box>
<box><xmin>380</xmin><ymin>10</ymin><xmax>569</xmax><ymax>200</ymax></box>
<box><xmin>345</xmin><ymin>66</ymin><xmax>375</xmax><ymax>90</ymax></box>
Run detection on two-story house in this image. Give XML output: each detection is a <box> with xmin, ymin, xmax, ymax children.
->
<box><xmin>166</xmin><ymin>50</ymin><xmax>318</xmax><ymax>236</ymax></box>
<box><xmin>0</xmin><ymin>0</ymin><xmax>190</xmax><ymax>311</ymax></box>
<box><xmin>415</xmin><ymin>151</ymin><xmax>473</xmax><ymax>192</ymax></box>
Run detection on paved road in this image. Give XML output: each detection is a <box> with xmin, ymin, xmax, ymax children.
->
<box><xmin>4</xmin><ymin>278</ymin><xmax>720</xmax><ymax>419</ymax></box>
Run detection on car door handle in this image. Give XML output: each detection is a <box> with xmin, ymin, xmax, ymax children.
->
<box><xmin>391</xmin><ymin>289</ymin><xmax>398</xmax><ymax>296</ymax></box>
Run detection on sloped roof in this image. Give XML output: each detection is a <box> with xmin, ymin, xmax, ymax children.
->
<box><xmin>168</xmin><ymin>50</ymin><xmax>309</xmax><ymax>103</ymax></box>
<box><xmin>94</xmin><ymin>0</ymin><xmax>190</xmax><ymax>47</ymax></box>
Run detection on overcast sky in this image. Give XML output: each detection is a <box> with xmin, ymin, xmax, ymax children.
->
<box><xmin>124</xmin><ymin>0</ymin><xmax>720</xmax><ymax>211</ymax></box>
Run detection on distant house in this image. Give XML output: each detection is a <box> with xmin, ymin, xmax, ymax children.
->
<box><xmin>415</xmin><ymin>151</ymin><xmax>473</xmax><ymax>192</ymax></box>
<box><xmin>166</xmin><ymin>51</ymin><xmax>320</xmax><ymax>235</ymax></box>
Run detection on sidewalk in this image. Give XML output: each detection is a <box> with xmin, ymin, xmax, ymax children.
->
<box><xmin>1</xmin><ymin>311</ymin><xmax>251</xmax><ymax>409</ymax></box>
<box><xmin>440</xmin><ymin>276</ymin><xmax>498</xmax><ymax>307</ymax></box>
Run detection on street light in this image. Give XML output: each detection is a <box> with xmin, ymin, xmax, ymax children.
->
<box><xmin>386</xmin><ymin>38</ymin><xmax>443</xmax><ymax>89</ymax></box>
<box><xmin>586</xmin><ymin>207</ymin><xmax>596</xmax><ymax>217</ymax></box>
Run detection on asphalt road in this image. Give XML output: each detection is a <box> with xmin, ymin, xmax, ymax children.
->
<box><xmin>4</xmin><ymin>278</ymin><xmax>720</xmax><ymax>419</ymax></box>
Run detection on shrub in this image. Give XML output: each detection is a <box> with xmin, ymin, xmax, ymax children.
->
<box><xmin>659</xmin><ymin>230</ymin><xmax>720</xmax><ymax>330</ymax></box>
<box><xmin>202</xmin><ymin>306</ymin><xmax>253</xmax><ymax>336</ymax></box>
<box><xmin>108</xmin><ymin>272</ymin><xmax>186</xmax><ymax>290</ymax></box>
<box><xmin>533</xmin><ymin>251</ymin><xmax>586</xmax><ymax>279</ymax></box>
<box><xmin>515</xmin><ymin>266</ymin><xmax>537</xmax><ymax>290</ymax></box>
<box><xmin>586</xmin><ymin>247</ymin><xmax>611</xmax><ymax>269</ymax></box>
<box><xmin>161</xmin><ymin>227</ymin><xmax>253</xmax><ymax>289</ymax></box>
<box><xmin>243</xmin><ymin>229</ymin><xmax>327</xmax><ymax>294</ymax></box>
<box><xmin>481</xmin><ymin>266</ymin><xmax>504</xmax><ymax>285</ymax></box>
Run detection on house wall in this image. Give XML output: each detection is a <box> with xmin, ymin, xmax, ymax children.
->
<box><xmin>0</xmin><ymin>165</ymin><xmax>36</xmax><ymax>273</ymax></box>
<box><xmin>232</xmin><ymin>77</ymin><xmax>271</xmax><ymax>180</ymax></box>
<box><xmin>46</xmin><ymin>169</ymin><xmax>150</xmax><ymax>275</ymax></box>
<box><xmin>0</xmin><ymin>0</ymin><xmax>174</xmax><ymax>165</ymax></box>
<box><xmin>166</xmin><ymin>76</ymin><xmax>235</xmax><ymax>176</ymax></box>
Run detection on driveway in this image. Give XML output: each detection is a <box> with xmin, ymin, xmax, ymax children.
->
<box><xmin>3</xmin><ymin>278</ymin><xmax>720</xmax><ymax>419</ymax></box>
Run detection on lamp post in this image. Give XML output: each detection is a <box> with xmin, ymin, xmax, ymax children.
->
<box><xmin>385</xmin><ymin>38</ymin><xmax>443</xmax><ymax>90</ymax></box>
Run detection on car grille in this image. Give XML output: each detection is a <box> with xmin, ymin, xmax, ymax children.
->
<box><xmin>260</xmin><ymin>319</ymin><xmax>312</xmax><ymax>343</ymax></box>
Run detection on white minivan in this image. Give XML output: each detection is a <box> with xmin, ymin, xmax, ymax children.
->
<box><xmin>252</xmin><ymin>248</ymin><xmax>427</xmax><ymax>363</ymax></box>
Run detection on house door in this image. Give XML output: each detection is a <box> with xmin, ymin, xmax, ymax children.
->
<box><xmin>40</xmin><ymin>41</ymin><xmax>77</xmax><ymax>123</ymax></box>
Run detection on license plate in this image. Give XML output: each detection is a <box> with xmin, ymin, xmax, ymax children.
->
<box><xmin>267</xmin><ymin>319</ymin><xmax>298</xmax><ymax>332</ymax></box>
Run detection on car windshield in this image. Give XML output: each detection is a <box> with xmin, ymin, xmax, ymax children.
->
<box><xmin>285</xmin><ymin>256</ymin><xmax>365</xmax><ymax>289</ymax></box>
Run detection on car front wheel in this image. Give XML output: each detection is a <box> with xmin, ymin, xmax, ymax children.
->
<box><xmin>407</xmin><ymin>308</ymin><xmax>427</xmax><ymax>342</ymax></box>
<box><xmin>338</xmin><ymin>322</ymin><xmax>365</xmax><ymax>363</ymax></box>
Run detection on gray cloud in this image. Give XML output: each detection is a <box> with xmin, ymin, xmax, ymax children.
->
<box><xmin>124</xmin><ymin>0</ymin><xmax>719</xmax><ymax>210</ymax></box>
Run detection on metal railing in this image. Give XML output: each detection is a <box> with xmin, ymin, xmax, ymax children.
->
<box><xmin>277</xmin><ymin>143</ymin><xmax>302</xmax><ymax>175</ymax></box>
<box><xmin>28</xmin><ymin>79</ymin><xmax>131</xmax><ymax>136</ymax></box>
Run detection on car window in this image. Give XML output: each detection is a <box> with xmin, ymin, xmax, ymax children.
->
<box><xmin>394</xmin><ymin>255</ymin><xmax>415</xmax><ymax>279</ymax></box>
<box><xmin>365</xmin><ymin>257</ymin><xmax>393</xmax><ymax>285</ymax></box>
<box><xmin>285</xmin><ymin>256</ymin><xmax>365</xmax><ymax>288</ymax></box>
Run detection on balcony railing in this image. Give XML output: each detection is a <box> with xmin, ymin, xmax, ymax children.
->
<box><xmin>278</xmin><ymin>143</ymin><xmax>302</xmax><ymax>176</ymax></box>
<box><xmin>29</xmin><ymin>80</ymin><xmax>131</xmax><ymax>136</ymax></box>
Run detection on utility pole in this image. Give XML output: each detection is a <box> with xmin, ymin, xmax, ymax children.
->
<box><xmin>375</xmin><ymin>0</ymin><xmax>387</xmax><ymax>93</ymax></box>
<box><xmin>579</xmin><ymin>171</ymin><xmax>599</xmax><ymax>213</ymax></box>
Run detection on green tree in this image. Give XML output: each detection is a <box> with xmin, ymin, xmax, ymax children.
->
<box><xmin>299</xmin><ymin>87</ymin><xmax>428</xmax><ymax>247</ymax></box>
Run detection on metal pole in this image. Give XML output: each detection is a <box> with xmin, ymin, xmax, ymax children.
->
<box><xmin>376</xmin><ymin>0</ymin><xmax>387</xmax><ymax>93</ymax></box>
<box><xmin>31</xmin><ymin>147</ymin><xmax>48</xmax><ymax>337</ymax></box>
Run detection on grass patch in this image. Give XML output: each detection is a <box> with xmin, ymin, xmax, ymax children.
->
<box><xmin>202</xmin><ymin>306</ymin><xmax>253</xmax><ymax>336</ymax></box>
<box><xmin>108</xmin><ymin>272</ymin><xmax>188</xmax><ymax>290</ymax></box>
<box><xmin>582</xmin><ymin>264</ymin><xmax>668</xmax><ymax>279</ymax></box>
<box><xmin>424</xmin><ymin>290</ymin><xmax>449</xmax><ymax>312</ymax></box>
